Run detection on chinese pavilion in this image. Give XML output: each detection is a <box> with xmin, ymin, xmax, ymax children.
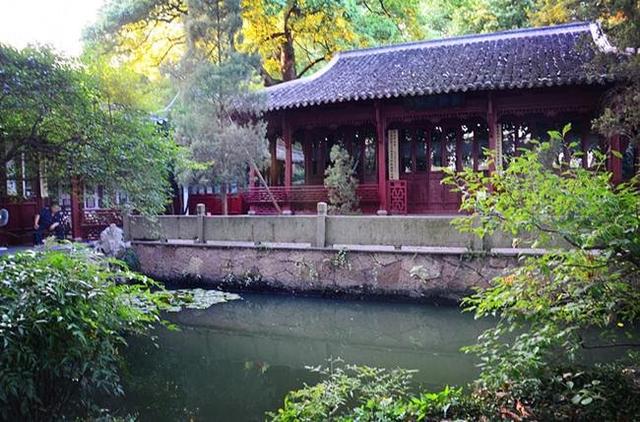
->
<box><xmin>243</xmin><ymin>21</ymin><xmax>635</xmax><ymax>215</ymax></box>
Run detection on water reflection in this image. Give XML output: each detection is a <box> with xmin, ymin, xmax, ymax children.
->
<box><xmin>115</xmin><ymin>293</ymin><xmax>493</xmax><ymax>421</ymax></box>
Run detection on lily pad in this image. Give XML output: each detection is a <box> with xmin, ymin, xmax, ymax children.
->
<box><xmin>164</xmin><ymin>288</ymin><xmax>242</xmax><ymax>312</ymax></box>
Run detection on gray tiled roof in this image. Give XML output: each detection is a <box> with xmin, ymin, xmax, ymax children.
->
<box><xmin>264</xmin><ymin>22</ymin><xmax>615</xmax><ymax>111</ymax></box>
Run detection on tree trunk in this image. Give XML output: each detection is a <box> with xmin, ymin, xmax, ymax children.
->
<box><xmin>280</xmin><ymin>36</ymin><xmax>297</xmax><ymax>81</ymax></box>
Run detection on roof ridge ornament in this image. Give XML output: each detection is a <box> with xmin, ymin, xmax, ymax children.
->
<box><xmin>589</xmin><ymin>21</ymin><xmax>617</xmax><ymax>53</ymax></box>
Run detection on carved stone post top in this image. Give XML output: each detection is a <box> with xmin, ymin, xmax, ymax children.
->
<box><xmin>196</xmin><ymin>203</ymin><xmax>206</xmax><ymax>216</ymax></box>
<box><xmin>317</xmin><ymin>202</ymin><xmax>328</xmax><ymax>216</ymax></box>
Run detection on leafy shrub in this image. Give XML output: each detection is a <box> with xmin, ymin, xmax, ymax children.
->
<box><xmin>267</xmin><ymin>360</ymin><xmax>483</xmax><ymax>421</ymax></box>
<box><xmin>267</xmin><ymin>360</ymin><xmax>414</xmax><ymax>421</ymax></box>
<box><xmin>472</xmin><ymin>359</ymin><xmax>640</xmax><ymax>421</ymax></box>
<box><xmin>441</xmin><ymin>128</ymin><xmax>640</xmax><ymax>419</ymax></box>
<box><xmin>0</xmin><ymin>246</ymin><xmax>164</xmax><ymax>420</ymax></box>
<box><xmin>268</xmin><ymin>359</ymin><xmax>640</xmax><ymax>421</ymax></box>
<box><xmin>324</xmin><ymin>144</ymin><xmax>360</xmax><ymax>214</ymax></box>
<box><xmin>119</xmin><ymin>247</ymin><xmax>141</xmax><ymax>271</ymax></box>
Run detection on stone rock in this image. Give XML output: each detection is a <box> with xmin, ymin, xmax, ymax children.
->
<box><xmin>97</xmin><ymin>224</ymin><xmax>126</xmax><ymax>258</ymax></box>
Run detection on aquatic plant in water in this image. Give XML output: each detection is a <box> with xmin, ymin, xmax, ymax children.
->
<box><xmin>164</xmin><ymin>288</ymin><xmax>241</xmax><ymax>312</ymax></box>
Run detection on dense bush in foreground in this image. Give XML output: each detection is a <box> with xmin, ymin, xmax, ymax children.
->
<box><xmin>268</xmin><ymin>359</ymin><xmax>640</xmax><ymax>421</ymax></box>
<box><xmin>267</xmin><ymin>361</ymin><xmax>483</xmax><ymax>421</ymax></box>
<box><xmin>0</xmin><ymin>247</ymin><xmax>164</xmax><ymax>420</ymax></box>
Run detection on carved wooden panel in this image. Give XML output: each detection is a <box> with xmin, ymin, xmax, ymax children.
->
<box><xmin>387</xmin><ymin>180</ymin><xmax>407</xmax><ymax>215</ymax></box>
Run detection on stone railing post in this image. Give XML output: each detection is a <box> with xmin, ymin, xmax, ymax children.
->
<box><xmin>122</xmin><ymin>212</ymin><xmax>131</xmax><ymax>241</ymax></box>
<box><xmin>196</xmin><ymin>203</ymin><xmax>206</xmax><ymax>244</ymax></box>
<box><xmin>315</xmin><ymin>202</ymin><xmax>327</xmax><ymax>248</ymax></box>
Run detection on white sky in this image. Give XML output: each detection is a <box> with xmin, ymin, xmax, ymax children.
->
<box><xmin>0</xmin><ymin>0</ymin><xmax>105</xmax><ymax>56</ymax></box>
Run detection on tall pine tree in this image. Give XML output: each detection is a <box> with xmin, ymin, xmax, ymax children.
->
<box><xmin>173</xmin><ymin>0</ymin><xmax>268</xmax><ymax>214</ymax></box>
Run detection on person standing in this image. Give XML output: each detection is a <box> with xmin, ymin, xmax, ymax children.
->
<box><xmin>34</xmin><ymin>203</ymin><xmax>64</xmax><ymax>245</ymax></box>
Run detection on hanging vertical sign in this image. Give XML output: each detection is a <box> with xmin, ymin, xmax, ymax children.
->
<box><xmin>388</xmin><ymin>129</ymin><xmax>399</xmax><ymax>180</ymax></box>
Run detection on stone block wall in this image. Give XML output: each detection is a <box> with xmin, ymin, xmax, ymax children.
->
<box><xmin>133</xmin><ymin>242</ymin><xmax>517</xmax><ymax>302</ymax></box>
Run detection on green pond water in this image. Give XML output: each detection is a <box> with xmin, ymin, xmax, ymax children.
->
<box><xmin>113</xmin><ymin>292</ymin><xmax>493</xmax><ymax>421</ymax></box>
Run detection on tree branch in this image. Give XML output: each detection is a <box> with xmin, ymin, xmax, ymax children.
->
<box><xmin>296</xmin><ymin>57</ymin><xmax>325</xmax><ymax>78</ymax></box>
<box><xmin>264</xmin><ymin>31</ymin><xmax>287</xmax><ymax>42</ymax></box>
<box><xmin>259</xmin><ymin>65</ymin><xmax>281</xmax><ymax>86</ymax></box>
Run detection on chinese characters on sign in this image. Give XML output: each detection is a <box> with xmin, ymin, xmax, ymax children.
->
<box><xmin>388</xmin><ymin>129</ymin><xmax>399</xmax><ymax>180</ymax></box>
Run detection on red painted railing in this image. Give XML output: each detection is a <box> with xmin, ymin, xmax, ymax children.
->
<box><xmin>81</xmin><ymin>209</ymin><xmax>122</xmax><ymax>240</ymax></box>
<box><xmin>186</xmin><ymin>193</ymin><xmax>245</xmax><ymax>215</ymax></box>
<box><xmin>244</xmin><ymin>184</ymin><xmax>381</xmax><ymax>214</ymax></box>
<box><xmin>183</xmin><ymin>182</ymin><xmax>407</xmax><ymax>216</ymax></box>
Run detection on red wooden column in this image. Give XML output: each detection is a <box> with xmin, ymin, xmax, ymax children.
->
<box><xmin>269</xmin><ymin>137</ymin><xmax>278</xmax><ymax>186</ymax></box>
<box><xmin>70</xmin><ymin>177</ymin><xmax>82</xmax><ymax>240</ymax></box>
<box><xmin>282</xmin><ymin>114</ymin><xmax>293</xmax><ymax>214</ymax></box>
<box><xmin>375</xmin><ymin>101</ymin><xmax>388</xmax><ymax>214</ymax></box>
<box><xmin>283</xmin><ymin>116</ymin><xmax>293</xmax><ymax>187</ymax></box>
<box><xmin>487</xmin><ymin>93</ymin><xmax>499</xmax><ymax>173</ymax></box>
<box><xmin>610</xmin><ymin>134</ymin><xmax>623</xmax><ymax>184</ymax></box>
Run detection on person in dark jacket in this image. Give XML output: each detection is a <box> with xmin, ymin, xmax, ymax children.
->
<box><xmin>34</xmin><ymin>203</ymin><xmax>65</xmax><ymax>245</ymax></box>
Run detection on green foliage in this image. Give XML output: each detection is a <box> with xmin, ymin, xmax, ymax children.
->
<box><xmin>442</xmin><ymin>132</ymin><xmax>640</xmax><ymax>417</ymax></box>
<box><xmin>85</xmin><ymin>0</ymin><xmax>640</xmax><ymax>154</ymax></box>
<box><xmin>242</xmin><ymin>0</ymin><xmax>426</xmax><ymax>82</ymax></box>
<box><xmin>0</xmin><ymin>247</ymin><xmax>165</xmax><ymax>420</ymax></box>
<box><xmin>422</xmin><ymin>0</ymin><xmax>535</xmax><ymax>37</ymax></box>
<box><xmin>173</xmin><ymin>49</ymin><xmax>268</xmax><ymax>213</ymax></box>
<box><xmin>267</xmin><ymin>361</ymin><xmax>483</xmax><ymax>421</ymax></box>
<box><xmin>268</xmin><ymin>360</ymin><xmax>640</xmax><ymax>421</ymax></box>
<box><xmin>168</xmin><ymin>2</ymin><xmax>267</xmax><ymax>214</ymax></box>
<box><xmin>471</xmin><ymin>360</ymin><xmax>640</xmax><ymax>421</ymax></box>
<box><xmin>324</xmin><ymin>144</ymin><xmax>360</xmax><ymax>214</ymax></box>
<box><xmin>0</xmin><ymin>43</ymin><xmax>177</xmax><ymax>214</ymax></box>
<box><xmin>327</xmin><ymin>248</ymin><xmax>351</xmax><ymax>270</ymax></box>
<box><xmin>267</xmin><ymin>360</ymin><xmax>415</xmax><ymax>421</ymax></box>
<box><xmin>89</xmin><ymin>0</ymin><xmax>425</xmax><ymax>83</ymax></box>
<box><xmin>406</xmin><ymin>385</ymin><xmax>481</xmax><ymax>421</ymax></box>
<box><xmin>119</xmin><ymin>247</ymin><xmax>141</xmax><ymax>271</ymax></box>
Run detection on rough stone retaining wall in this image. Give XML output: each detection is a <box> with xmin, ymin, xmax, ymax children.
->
<box><xmin>133</xmin><ymin>242</ymin><xmax>518</xmax><ymax>301</ymax></box>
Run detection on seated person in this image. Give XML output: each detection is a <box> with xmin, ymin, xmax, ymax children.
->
<box><xmin>34</xmin><ymin>203</ymin><xmax>65</xmax><ymax>245</ymax></box>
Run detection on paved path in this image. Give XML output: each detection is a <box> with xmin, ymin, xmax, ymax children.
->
<box><xmin>0</xmin><ymin>242</ymin><xmax>95</xmax><ymax>256</ymax></box>
<box><xmin>0</xmin><ymin>245</ymin><xmax>33</xmax><ymax>256</ymax></box>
